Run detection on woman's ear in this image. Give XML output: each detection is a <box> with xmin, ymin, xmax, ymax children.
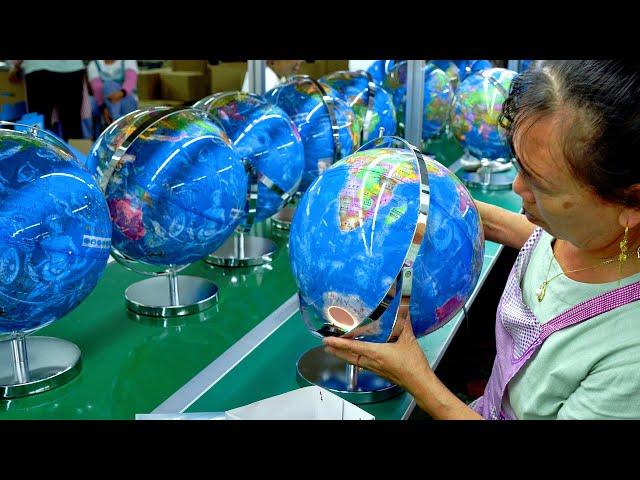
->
<box><xmin>619</xmin><ymin>185</ymin><xmax>640</xmax><ymax>229</ymax></box>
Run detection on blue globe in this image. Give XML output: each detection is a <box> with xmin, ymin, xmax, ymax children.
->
<box><xmin>458</xmin><ymin>60</ymin><xmax>493</xmax><ymax>82</ymax></box>
<box><xmin>518</xmin><ymin>60</ymin><xmax>535</xmax><ymax>72</ymax></box>
<box><xmin>193</xmin><ymin>92</ymin><xmax>305</xmax><ymax>224</ymax></box>
<box><xmin>289</xmin><ymin>145</ymin><xmax>484</xmax><ymax>342</ymax></box>
<box><xmin>319</xmin><ymin>71</ymin><xmax>397</xmax><ymax>143</ymax></box>
<box><xmin>264</xmin><ymin>76</ymin><xmax>361</xmax><ymax>191</ymax></box>
<box><xmin>450</xmin><ymin>68</ymin><xmax>518</xmax><ymax>160</ymax></box>
<box><xmin>430</xmin><ymin>60</ymin><xmax>494</xmax><ymax>88</ymax></box>
<box><xmin>86</xmin><ymin>107</ymin><xmax>248</xmax><ymax>267</ymax></box>
<box><xmin>365</xmin><ymin>60</ymin><xmax>397</xmax><ymax>87</ymax></box>
<box><xmin>383</xmin><ymin>61</ymin><xmax>454</xmax><ymax>142</ymax></box>
<box><xmin>0</xmin><ymin>127</ymin><xmax>112</xmax><ymax>334</ymax></box>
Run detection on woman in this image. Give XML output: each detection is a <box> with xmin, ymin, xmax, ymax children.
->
<box><xmin>324</xmin><ymin>60</ymin><xmax>640</xmax><ymax>420</ymax></box>
<box><xmin>87</xmin><ymin>60</ymin><xmax>138</xmax><ymax>134</ymax></box>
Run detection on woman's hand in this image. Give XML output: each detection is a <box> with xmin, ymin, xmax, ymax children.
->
<box><xmin>322</xmin><ymin>312</ymin><xmax>432</xmax><ymax>391</ymax></box>
<box><xmin>323</xmin><ymin>311</ymin><xmax>485</xmax><ymax>419</ymax></box>
<box><xmin>107</xmin><ymin>90</ymin><xmax>124</xmax><ymax>103</ymax></box>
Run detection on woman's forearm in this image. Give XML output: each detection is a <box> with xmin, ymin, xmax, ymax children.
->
<box><xmin>475</xmin><ymin>200</ymin><xmax>535</xmax><ymax>250</ymax></box>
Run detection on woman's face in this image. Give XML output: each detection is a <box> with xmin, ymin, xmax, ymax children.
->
<box><xmin>511</xmin><ymin>112</ymin><xmax>623</xmax><ymax>250</ymax></box>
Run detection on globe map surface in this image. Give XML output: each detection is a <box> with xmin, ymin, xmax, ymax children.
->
<box><xmin>0</xmin><ymin>129</ymin><xmax>112</xmax><ymax>334</ymax></box>
<box><xmin>193</xmin><ymin>92</ymin><xmax>305</xmax><ymax>224</ymax></box>
<box><xmin>450</xmin><ymin>67</ymin><xmax>518</xmax><ymax>160</ymax></box>
<box><xmin>289</xmin><ymin>146</ymin><xmax>484</xmax><ymax>343</ymax></box>
<box><xmin>86</xmin><ymin>107</ymin><xmax>248</xmax><ymax>267</ymax></box>
<box><xmin>320</xmin><ymin>70</ymin><xmax>397</xmax><ymax>144</ymax></box>
<box><xmin>264</xmin><ymin>76</ymin><xmax>361</xmax><ymax>191</ymax></box>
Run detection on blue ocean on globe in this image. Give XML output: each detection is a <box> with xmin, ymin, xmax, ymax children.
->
<box><xmin>289</xmin><ymin>147</ymin><xmax>484</xmax><ymax>343</ymax></box>
<box><xmin>458</xmin><ymin>60</ymin><xmax>493</xmax><ymax>82</ymax></box>
<box><xmin>450</xmin><ymin>68</ymin><xmax>518</xmax><ymax>160</ymax></box>
<box><xmin>519</xmin><ymin>60</ymin><xmax>535</xmax><ymax>72</ymax></box>
<box><xmin>89</xmin><ymin>107</ymin><xmax>248</xmax><ymax>266</ymax></box>
<box><xmin>264</xmin><ymin>76</ymin><xmax>361</xmax><ymax>191</ymax></box>
<box><xmin>193</xmin><ymin>92</ymin><xmax>305</xmax><ymax>224</ymax></box>
<box><xmin>364</xmin><ymin>60</ymin><xmax>397</xmax><ymax>87</ymax></box>
<box><xmin>319</xmin><ymin>71</ymin><xmax>397</xmax><ymax>144</ymax></box>
<box><xmin>430</xmin><ymin>60</ymin><xmax>494</xmax><ymax>88</ymax></box>
<box><xmin>0</xmin><ymin>129</ymin><xmax>112</xmax><ymax>334</ymax></box>
<box><xmin>383</xmin><ymin>61</ymin><xmax>454</xmax><ymax>142</ymax></box>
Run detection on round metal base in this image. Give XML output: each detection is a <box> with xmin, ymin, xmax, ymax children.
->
<box><xmin>271</xmin><ymin>205</ymin><xmax>296</xmax><ymax>231</ymax></box>
<box><xmin>204</xmin><ymin>236</ymin><xmax>277</xmax><ymax>267</ymax></box>
<box><xmin>459</xmin><ymin>167</ymin><xmax>516</xmax><ymax>191</ymax></box>
<box><xmin>125</xmin><ymin>275</ymin><xmax>219</xmax><ymax>318</ymax></box>
<box><xmin>296</xmin><ymin>346</ymin><xmax>404</xmax><ymax>404</ymax></box>
<box><xmin>0</xmin><ymin>336</ymin><xmax>81</xmax><ymax>398</ymax></box>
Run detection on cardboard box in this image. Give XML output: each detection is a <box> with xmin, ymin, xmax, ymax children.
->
<box><xmin>297</xmin><ymin>60</ymin><xmax>327</xmax><ymax>79</ymax></box>
<box><xmin>171</xmin><ymin>60</ymin><xmax>208</xmax><ymax>73</ymax></box>
<box><xmin>208</xmin><ymin>62</ymin><xmax>247</xmax><ymax>93</ymax></box>
<box><xmin>325</xmin><ymin>60</ymin><xmax>349</xmax><ymax>75</ymax></box>
<box><xmin>160</xmin><ymin>70</ymin><xmax>208</xmax><ymax>102</ymax></box>
<box><xmin>137</xmin><ymin>68</ymin><xmax>169</xmax><ymax>100</ymax></box>
<box><xmin>138</xmin><ymin>99</ymin><xmax>188</xmax><ymax>109</ymax></box>
<box><xmin>0</xmin><ymin>70</ymin><xmax>27</xmax><ymax>106</ymax></box>
<box><xmin>68</xmin><ymin>138</ymin><xmax>93</xmax><ymax>155</ymax></box>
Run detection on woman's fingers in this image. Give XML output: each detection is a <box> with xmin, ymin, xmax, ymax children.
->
<box><xmin>322</xmin><ymin>336</ymin><xmax>377</xmax><ymax>357</ymax></box>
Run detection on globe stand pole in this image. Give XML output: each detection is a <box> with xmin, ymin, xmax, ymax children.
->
<box><xmin>271</xmin><ymin>204</ymin><xmax>296</xmax><ymax>231</ymax></box>
<box><xmin>346</xmin><ymin>363</ymin><xmax>358</xmax><ymax>392</ymax></box>
<box><xmin>271</xmin><ymin>191</ymin><xmax>301</xmax><ymax>231</ymax></box>
<box><xmin>203</xmin><ymin>230</ymin><xmax>276</xmax><ymax>268</ymax></box>
<box><xmin>0</xmin><ymin>332</ymin><xmax>81</xmax><ymax>398</ymax></box>
<box><xmin>296</xmin><ymin>346</ymin><xmax>403</xmax><ymax>404</ymax></box>
<box><xmin>458</xmin><ymin>156</ymin><xmax>516</xmax><ymax>191</ymax></box>
<box><xmin>168</xmin><ymin>270</ymin><xmax>180</xmax><ymax>306</ymax></box>
<box><xmin>124</xmin><ymin>265</ymin><xmax>219</xmax><ymax>319</ymax></box>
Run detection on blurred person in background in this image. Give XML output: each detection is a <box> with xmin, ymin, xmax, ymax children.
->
<box><xmin>9</xmin><ymin>60</ymin><xmax>85</xmax><ymax>140</ymax></box>
<box><xmin>241</xmin><ymin>60</ymin><xmax>302</xmax><ymax>92</ymax></box>
<box><xmin>87</xmin><ymin>60</ymin><xmax>139</xmax><ymax>136</ymax></box>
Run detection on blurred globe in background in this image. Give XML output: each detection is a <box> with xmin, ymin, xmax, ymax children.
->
<box><xmin>289</xmin><ymin>142</ymin><xmax>484</xmax><ymax>343</ymax></box>
<box><xmin>264</xmin><ymin>75</ymin><xmax>361</xmax><ymax>191</ymax></box>
<box><xmin>193</xmin><ymin>92</ymin><xmax>305</xmax><ymax>224</ymax></box>
<box><xmin>518</xmin><ymin>60</ymin><xmax>535</xmax><ymax>72</ymax></box>
<box><xmin>319</xmin><ymin>70</ymin><xmax>397</xmax><ymax>143</ymax></box>
<box><xmin>430</xmin><ymin>60</ymin><xmax>462</xmax><ymax>89</ymax></box>
<box><xmin>0</xmin><ymin>127</ymin><xmax>112</xmax><ymax>334</ymax></box>
<box><xmin>383</xmin><ymin>61</ymin><xmax>454</xmax><ymax>143</ymax></box>
<box><xmin>450</xmin><ymin>67</ymin><xmax>518</xmax><ymax>160</ymax></box>
<box><xmin>364</xmin><ymin>60</ymin><xmax>397</xmax><ymax>87</ymax></box>
<box><xmin>431</xmin><ymin>60</ymin><xmax>494</xmax><ymax>87</ymax></box>
<box><xmin>86</xmin><ymin>107</ymin><xmax>248</xmax><ymax>267</ymax></box>
<box><xmin>457</xmin><ymin>60</ymin><xmax>493</xmax><ymax>82</ymax></box>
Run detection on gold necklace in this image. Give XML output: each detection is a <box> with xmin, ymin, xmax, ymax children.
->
<box><xmin>536</xmin><ymin>241</ymin><xmax>617</xmax><ymax>302</ymax></box>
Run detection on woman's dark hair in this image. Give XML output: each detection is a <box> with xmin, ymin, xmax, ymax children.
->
<box><xmin>498</xmin><ymin>60</ymin><xmax>640</xmax><ymax>207</ymax></box>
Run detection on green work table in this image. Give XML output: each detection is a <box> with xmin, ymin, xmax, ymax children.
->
<box><xmin>1</xmin><ymin>137</ymin><xmax>522</xmax><ymax>420</ymax></box>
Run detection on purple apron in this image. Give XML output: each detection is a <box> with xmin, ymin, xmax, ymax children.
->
<box><xmin>472</xmin><ymin>227</ymin><xmax>640</xmax><ymax>419</ymax></box>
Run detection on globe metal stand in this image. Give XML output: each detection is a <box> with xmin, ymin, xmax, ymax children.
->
<box><xmin>271</xmin><ymin>203</ymin><xmax>296</xmax><ymax>231</ymax></box>
<box><xmin>124</xmin><ymin>268</ymin><xmax>219</xmax><ymax>318</ymax></box>
<box><xmin>296</xmin><ymin>346</ymin><xmax>403</xmax><ymax>404</ymax></box>
<box><xmin>203</xmin><ymin>231</ymin><xmax>276</xmax><ymax>268</ymax></box>
<box><xmin>0</xmin><ymin>333</ymin><xmax>81</xmax><ymax>398</ymax></box>
<box><xmin>458</xmin><ymin>155</ymin><xmax>516</xmax><ymax>190</ymax></box>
